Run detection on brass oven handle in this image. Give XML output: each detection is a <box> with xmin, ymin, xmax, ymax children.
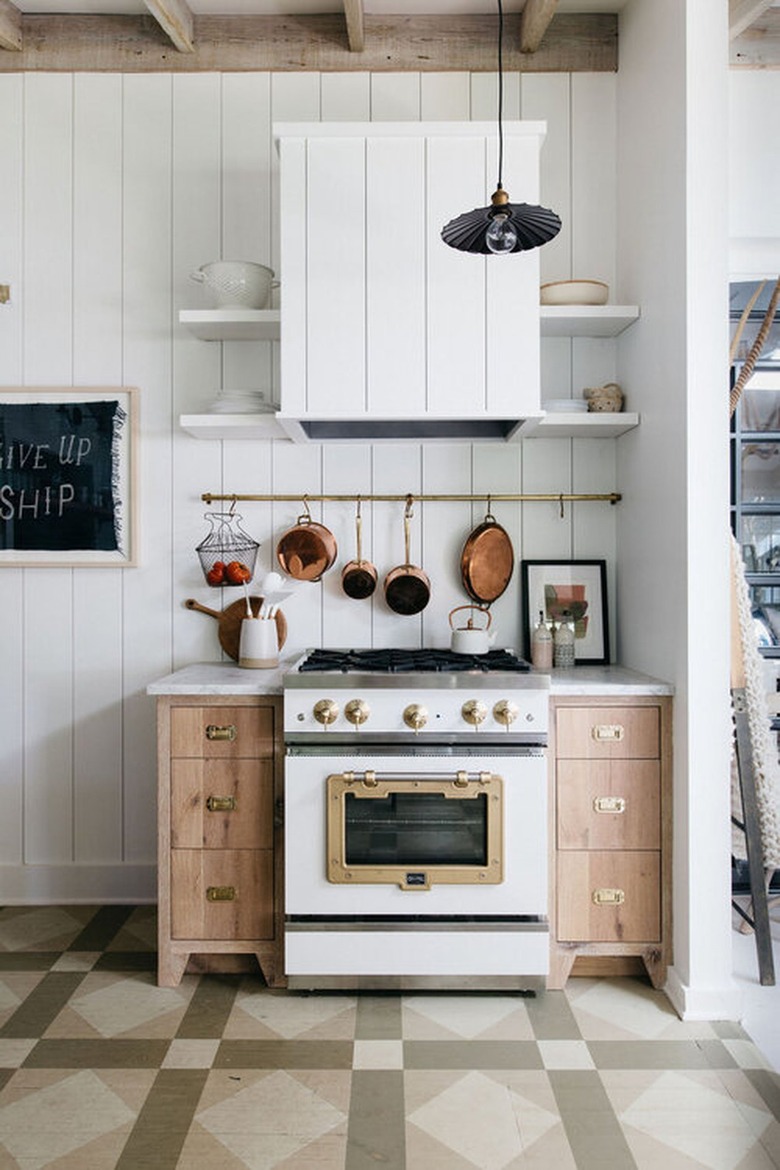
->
<box><xmin>206</xmin><ymin>886</ymin><xmax>236</xmax><ymax>902</ymax></box>
<box><xmin>591</xmin><ymin>724</ymin><xmax>624</xmax><ymax>742</ymax></box>
<box><xmin>592</xmin><ymin>888</ymin><xmax>625</xmax><ymax>905</ymax></box>
<box><xmin>592</xmin><ymin>795</ymin><xmax>626</xmax><ymax>814</ymax></box>
<box><xmin>333</xmin><ymin>769</ymin><xmax>497</xmax><ymax>784</ymax></box>
<box><xmin>205</xmin><ymin>724</ymin><xmax>236</xmax><ymax>742</ymax></box>
<box><xmin>206</xmin><ymin>795</ymin><xmax>237</xmax><ymax>813</ymax></box>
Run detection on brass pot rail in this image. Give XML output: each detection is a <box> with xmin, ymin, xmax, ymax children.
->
<box><xmin>202</xmin><ymin>491</ymin><xmax>621</xmax><ymax>506</ymax></box>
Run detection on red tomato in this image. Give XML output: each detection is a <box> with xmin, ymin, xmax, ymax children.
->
<box><xmin>225</xmin><ymin>560</ymin><xmax>252</xmax><ymax>585</ymax></box>
<box><xmin>206</xmin><ymin>564</ymin><xmax>225</xmax><ymax>586</ymax></box>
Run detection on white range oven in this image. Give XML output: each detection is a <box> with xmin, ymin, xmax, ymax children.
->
<box><xmin>283</xmin><ymin>648</ymin><xmax>550</xmax><ymax>990</ymax></box>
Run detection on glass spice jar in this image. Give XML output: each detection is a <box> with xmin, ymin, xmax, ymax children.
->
<box><xmin>553</xmin><ymin>611</ymin><xmax>576</xmax><ymax>668</ymax></box>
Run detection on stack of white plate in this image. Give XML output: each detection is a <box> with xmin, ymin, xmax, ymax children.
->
<box><xmin>208</xmin><ymin>390</ymin><xmax>279</xmax><ymax>414</ymax></box>
<box><xmin>542</xmin><ymin>399</ymin><xmax>588</xmax><ymax>413</ymax></box>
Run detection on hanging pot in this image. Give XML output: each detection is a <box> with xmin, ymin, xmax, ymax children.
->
<box><xmin>460</xmin><ymin>506</ymin><xmax>514</xmax><ymax>605</ymax></box>
<box><xmin>384</xmin><ymin>497</ymin><xmax>431</xmax><ymax>616</ymax></box>
<box><xmin>342</xmin><ymin>500</ymin><xmax>377</xmax><ymax>600</ymax></box>
<box><xmin>276</xmin><ymin>501</ymin><xmax>337</xmax><ymax>582</ymax></box>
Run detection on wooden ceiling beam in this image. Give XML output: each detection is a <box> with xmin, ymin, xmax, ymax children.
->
<box><xmin>344</xmin><ymin>0</ymin><xmax>364</xmax><ymax>53</ymax></box>
<box><xmin>731</xmin><ymin>6</ymin><xmax>780</xmax><ymax>65</ymax></box>
<box><xmin>143</xmin><ymin>0</ymin><xmax>194</xmax><ymax>53</ymax></box>
<box><xmin>729</xmin><ymin>0</ymin><xmax>774</xmax><ymax>40</ymax></box>
<box><xmin>519</xmin><ymin>0</ymin><xmax>560</xmax><ymax>53</ymax></box>
<box><xmin>0</xmin><ymin>0</ymin><xmax>22</xmax><ymax>52</ymax></box>
<box><xmin>0</xmin><ymin>13</ymin><xmax>617</xmax><ymax>73</ymax></box>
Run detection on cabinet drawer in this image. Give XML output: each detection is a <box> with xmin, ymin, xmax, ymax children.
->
<box><xmin>171</xmin><ymin>849</ymin><xmax>274</xmax><ymax>940</ymax></box>
<box><xmin>557</xmin><ymin>759</ymin><xmax>660</xmax><ymax>850</ymax></box>
<box><xmin>170</xmin><ymin>759</ymin><xmax>274</xmax><ymax>850</ymax></box>
<box><xmin>557</xmin><ymin>851</ymin><xmax>660</xmax><ymax>942</ymax></box>
<box><xmin>556</xmin><ymin>706</ymin><xmax>659</xmax><ymax>759</ymax></box>
<box><xmin>170</xmin><ymin>705</ymin><xmax>274</xmax><ymax>758</ymax></box>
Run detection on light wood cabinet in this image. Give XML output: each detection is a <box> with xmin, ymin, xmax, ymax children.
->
<box><xmin>549</xmin><ymin>695</ymin><xmax>672</xmax><ymax>989</ymax></box>
<box><xmin>156</xmin><ymin>694</ymin><xmax>285</xmax><ymax>988</ymax></box>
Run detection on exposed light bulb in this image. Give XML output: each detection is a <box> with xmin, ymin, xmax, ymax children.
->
<box><xmin>485</xmin><ymin>213</ymin><xmax>517</xmax><ymax>254</ymax></box>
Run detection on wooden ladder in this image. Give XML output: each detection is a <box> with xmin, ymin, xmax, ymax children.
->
<box><xmin>731</xmin><ymin>687</ymin><xmax>776</xmax><ymax>986</ymax></box>
<box><xmin>730</xmin><ymin>538</ymin><xmax>776</xmax><ymax>986</ymax></box>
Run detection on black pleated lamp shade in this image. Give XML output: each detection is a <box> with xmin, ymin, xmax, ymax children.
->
<box><xmin>442</xmin><ymin>198</ymin><xmax>562</xmax><ymax>255</ymax></box>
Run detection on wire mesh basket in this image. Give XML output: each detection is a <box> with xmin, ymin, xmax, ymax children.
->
<box><xmin>196</xmin><ymin>511</ymin><xmax>260</xmax><ymax>587</ymax></box>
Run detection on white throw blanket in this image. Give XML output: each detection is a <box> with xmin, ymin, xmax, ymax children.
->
<box><xmin>731</xmin><ymin>532</ymin><xmax>780</xmax><ymax>869</ymax></box>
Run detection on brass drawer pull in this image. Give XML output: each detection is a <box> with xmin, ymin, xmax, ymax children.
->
<box><xmin>206</xmin><ymin>795</ymin><xmax>237</xmax><ymax>813</ymax></box>
<box><xmin>593</xmin><ymin>795</ymin><xmax>626</xmax><ymax>814</ymax></box>
<box><xmin>205</xmin><ymin>724</ymin><xmax>236</xmax><ymax>742</ymax></box>
<box><xmin>206</xmin><ymin>885</ymin><xmax>236</xmax><ymax>902</ymax></box>
<box><xmin>591</xmin><ymin>724</ymin><xmax>624</xmax><ymax>742</ymax></box>
<box><xmin>592</xmin><ymin>887</ymin><xmax>625</xmax><ymax>906</ymax></box>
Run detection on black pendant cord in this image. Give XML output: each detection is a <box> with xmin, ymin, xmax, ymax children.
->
<box><xmin>496</xmin><ymin>0</ymin><xmax>504</xmax><ymax>192</ymax></box>
<box><xmin>439</xmin><ymin>0</ymin><xmax>562</xmax><ymax>256</ymax></box>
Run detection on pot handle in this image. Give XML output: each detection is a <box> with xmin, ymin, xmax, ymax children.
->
<box><xmin>448</xmin><ymin>604</ymin><xmax>492</xmax><ymax>631</ymax></box>
<box><xmin>190</xmin><ymin>269</ymin><xmax>206</xmax><ymax>283</ymax></box>
<box><xmin>403</xmin><ymin>495</ymin><xmax>414</xmax><ymax>565</ymax></box>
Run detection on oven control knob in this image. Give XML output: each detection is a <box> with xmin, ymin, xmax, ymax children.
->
<box><xmin>313</xmin><ymin>699</ymin><xmax>339</xmax><ymax>726</ymax></box>
<box><xmin>344</xmin><ymin>699</ymin><xmax>370</xmax><ymax>727</ymax></box>
<box><xmin>461</xmin><ymin>699</ymin><xmax>488</xmax><ymax>727</ymax></box>
<box><xmin>403</xmin><ymin>703</ymin><xmax>428</xmax><ymax>732</ymax></box>
<box><xmin>493</xmin><ymin>699</ymin><xmax>519</xmax><ymax>727</ymax></box>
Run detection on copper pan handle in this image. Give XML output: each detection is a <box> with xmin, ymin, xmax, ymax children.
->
<box><xmin>356</xmin><ymin>510</ymin><xmax>363</xmax><ymax>564</ymax></box>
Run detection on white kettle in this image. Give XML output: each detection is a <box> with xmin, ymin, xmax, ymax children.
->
<box><xmin>449</xmin><ymin>605</ymin><xmax>495</xmax><ymax>655</ymax></box>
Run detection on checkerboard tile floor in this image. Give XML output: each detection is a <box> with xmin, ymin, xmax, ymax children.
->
<box><xmin>0</xmin><ymin>905</ymin><xmax>778</xmax><ymax>1169</ymax></box>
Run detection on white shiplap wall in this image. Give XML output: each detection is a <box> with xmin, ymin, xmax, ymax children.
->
<box><xmin>0</xmin><ymin>70</ymin><xmax>619</xmax><ymax>901</ymax></box>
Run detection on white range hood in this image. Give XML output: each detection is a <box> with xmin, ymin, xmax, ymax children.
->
<box><xmin>274</xmin><ymin>121</ymin><xmax>547</xmax><ymax>443</ymax></box>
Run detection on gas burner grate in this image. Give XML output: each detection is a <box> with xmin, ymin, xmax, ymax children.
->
<box><xmin>298</xmin><ymin>648</ymin><xmax>531</xmax><ymax>673</ymax></box>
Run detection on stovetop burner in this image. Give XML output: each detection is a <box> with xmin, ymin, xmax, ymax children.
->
<box><xmin>297</xmin><ymin>648</ymin><xmax>531</xmax><ymax>674</ymax></box>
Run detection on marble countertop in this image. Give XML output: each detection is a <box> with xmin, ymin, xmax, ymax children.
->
<box><xmin>147</xmin><ymin>660</ymin><xmax>673</xmax><ymax>696</ymax></box>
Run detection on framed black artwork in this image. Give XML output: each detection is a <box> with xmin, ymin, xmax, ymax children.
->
<box><xmin>0</xmin><ymin>386</ymin><xmax>137</xmax><ymax>567</ymax></box>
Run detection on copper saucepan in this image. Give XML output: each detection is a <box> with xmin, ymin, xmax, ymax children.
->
<box><xmin>384</xmin><ymin>497</ymin><xmax>430</xmax><ymax>615</ymax></box>
<box><xmin>460</xmin><ymin>505</ymin><xmax>514</xmax><ymax>605</ymax></box>
<box><xmin>342</xmin><ymin>499</ymin><xmax>377</xmax><ymax>600</ymax></box>
<box><xmin>276</xmin><ymin>501</ymin><xmax>337</xmax><ymax>582</ymax></box>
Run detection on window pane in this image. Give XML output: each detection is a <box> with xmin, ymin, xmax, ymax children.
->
<box><xmin>738</xmin><ymin>516</ymin><xmax>780</xmax><ymax>572</ymax></box>
<box><xmin>741</xmin><ymin>385</ymin><xmax>780</xmax><ymax>432</ymax></box>
<box><xmin>741</xmin><ymin>441</ymin><xmax>780</xmax><ymax>503</ymax></box>
<box><xmin>750</xmin><ymin>585</ymin><xmax>780</xmax><ymax>606</ymax></box>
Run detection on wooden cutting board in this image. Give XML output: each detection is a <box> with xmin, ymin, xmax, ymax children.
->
<box><xmin>185</xmin><ymin>596</ymin><xmax>288</xmax><ymax>662</ymax></box>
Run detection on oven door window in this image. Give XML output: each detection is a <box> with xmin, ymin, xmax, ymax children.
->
<box><xmin>327</xmin><ymin>771</ymin><xmax>503</xmax><ymax>889</ymax></box>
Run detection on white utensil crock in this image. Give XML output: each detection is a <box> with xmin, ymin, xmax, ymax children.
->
<box><xmin>190</xmin><ymin>261</ymin><xmax>279</xmax><ymax>310</ymax></box>
<box><xmin>238</xmin><ymin>616</ymin><xmax>279</xmax><ymax>669</ymax></box>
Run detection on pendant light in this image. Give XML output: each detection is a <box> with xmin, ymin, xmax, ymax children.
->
<box><xmin>441</xmin><ymin>0</ymin><xmax>562</xmax><ymax>256</ymax></box>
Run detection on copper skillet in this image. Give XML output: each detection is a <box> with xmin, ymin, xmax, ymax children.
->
<box><xmin>460</xmin><ymin>503</ymin><xmax>514</xmax><ymax>605</ymax></box>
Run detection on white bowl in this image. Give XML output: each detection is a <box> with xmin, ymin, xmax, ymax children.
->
<box><xmin>190</xmin><ymin>261</ymin><xmax>279</xmax><ymax>309</ymax></box>
<box><xmin>540</xmin><ymin>280</ymin><xmax>609</xmax><ymax>306</ymax></box>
